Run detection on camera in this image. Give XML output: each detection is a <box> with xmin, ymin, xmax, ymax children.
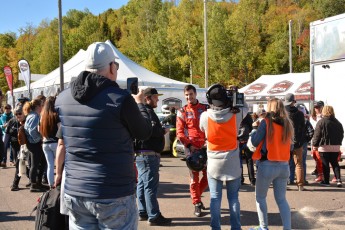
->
<box><xmin>225</xmin><ymin>86</ymin><xmax>245</xmax><ymax>108</ymax></box>
<box><xmin>206</xmin><ymin>84</ymin><xmax>245</xmax><ymax>111</ymax></box>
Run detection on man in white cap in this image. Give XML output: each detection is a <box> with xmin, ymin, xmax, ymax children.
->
<box><xmin>283</xmin><ymin>93</ymin><xmax>305</xmax><ymax>191</ymax></box>
<box><xmin>55</xmin><ymin>42</ymin><xmax>153</xmax><ymax>229</ymax></box>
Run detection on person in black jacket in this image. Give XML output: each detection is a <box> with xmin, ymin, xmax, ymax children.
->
<box><xmin>283</xmin><ymin>93</ymin><xmax>305</xmax><ymax>191</ymax></box>
<box><xmin>238</xmin><ymin>113</ymin><xmax>255</xmax><ymax>185</ymax></box>
<box><xmin>312</xmin><ymin>105</ymin><xmax>344</xmax><ymax>187</ymax></box>
<box><xmin>135</xmin><ymin>87</ymin><xmax>172</xmax><ymax>226</ymax></box>
<box><xmin>55</xmin><ymin>42</ymin><xmax>152</xmax><ymax>230</ymax></box>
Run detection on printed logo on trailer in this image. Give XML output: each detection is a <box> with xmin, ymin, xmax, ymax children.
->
<box><xmin>267</xmin><ymin>80</ymin><xmax>293</xmax><ymax>94</ymax></box>
<box><xmin>244</xmin><ymin>83</ymin><xmax>267</xmax><ymax>95</ymax></box>
<box><xmin>295</xmin><ymin>81</ymin><xmax>310</xmax><ymax>94</ymax></box>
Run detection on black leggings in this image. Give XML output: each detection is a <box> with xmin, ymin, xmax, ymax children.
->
<box><xmin>26</xmin><ymin>142</ymin><xmax>46</xmax><ymax>184</ymax></box>
<box><xmin>319</xmin><ymin>152</ymin><xmax>341</xmax><ymax>183</ymax></box>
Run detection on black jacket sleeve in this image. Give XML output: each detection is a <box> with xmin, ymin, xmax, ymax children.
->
<box><xmin>312</xmin><ymin>120</ymin><xmax>322</xmax><ymax>147</ymax></box>
<box><xmin>120</xmin><ymin>96</ymin><xmax>152</xmax><ymax>140</ymax></box>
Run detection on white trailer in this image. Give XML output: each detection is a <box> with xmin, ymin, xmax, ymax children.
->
<box><xmin>310</xmin><ymin>13</ymin><xmax>345</xmax><ymax>151</ymax></box>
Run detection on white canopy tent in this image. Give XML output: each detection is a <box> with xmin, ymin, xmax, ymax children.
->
<box><xmin>8</xmin><ymin>40</ymin><xmax>189</xmax><ymax>105</ymax></box>
<box><xmin>239</xmin><ymin>72</ymin><xmax>311</xmax><ymax>112</ymax></box>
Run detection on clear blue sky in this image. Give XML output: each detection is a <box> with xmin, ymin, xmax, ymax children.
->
<box><xmin>0</xmin><ymin>0</ymin><xmax>129</xmax><ymax>35</ymax></box>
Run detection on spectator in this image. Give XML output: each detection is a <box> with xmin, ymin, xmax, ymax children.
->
<box><xmin>23</xmin><ymin>99</ymin><xmax>48</xmax><ymax>192</ymax></box>
<box><xmin>134</xmin><ymin>87</ymin><xmax>172</xmax><ymax>226</ymax></box>
<box><xmin>176</xmin><ymin>84</ymin><xmax>208</xmax><ymax>217</ymax></box>
<box><xmin>0</xmin><ymin>104</ymin><xmax>14</xmax><ymax>167</ymax></box>
<box><xmin>250</xmin><ymin>98</ymin><xmax>294</xmax><ymax>230</ymax></box>
<box><xmin>55</xmin><ymin>42</ymin><xmax>152</xmax><ymax>229</ymax></box>
<box><xmin>284</xmin><ymin>93</ymin><xmax>305</xmax><ymax>191</ymax></box>
<box><xmin>39</xmin><ymin>96</ymin><xmax>60</xmax><ymax>188</ymax></box>
<box><xmin>312</xmin><ymin>105</ymin><xmax>344</xmax><ymax>187</ymax></box>
<box><xmin>238</xmin><ymin>113</ymin><xmax>255</xmax><ymax>186</ymax></box>
<box><xmin>200</xmin><ymin>83</ymin><xmax>249</xmax><ymax>230</ymax></box>
<box><xmin>310</xmin><ymin>101</ymin><xmax>324</xmax><ymax>182</ymax></box>
<box><xmin>296</xmin><ymin>104</ymin><xmax>314</xmax><ymax>184</ymax></box>
<box><xmin>7</xmin><ymin>105</ymin><xmax>26</xmax><ymax>191</ymax></box>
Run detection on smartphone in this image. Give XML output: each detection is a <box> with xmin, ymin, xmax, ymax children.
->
<box><xmin>127</xmin><ymin>77</ymin><xmax>138</xmax><ymax>94</ymax></box>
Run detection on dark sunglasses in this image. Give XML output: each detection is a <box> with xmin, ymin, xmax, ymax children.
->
<box><xmin>109</xmin><ymin>61</ymin><xmax>119</xmax><ymax>70</ymax></box>
<box><xmin>5</xmin><ymin>108</ymin><xmax>11</xmax><ymax>110</ymax></box>
<box><xmin>15</xmin><ymin>113</ymin><xmax>23</xmax><ymax>116</ymax></box>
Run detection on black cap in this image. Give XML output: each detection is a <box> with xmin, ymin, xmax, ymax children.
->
<box><xmin>283</xmin><ymin>93</ymin><xmax>295</xmax><ymax>106</ymax></box>
<box><xmin>314</xmin><ymin>101</ymin><xmax>324</xmax><ymax>107</ymax></box>
<box><xmin>143</xmin><ymin>87</ymin><xmax>163</xmax><ymax>96</ymax></box>
<box><xmin>208</xmin><ymin>85</ymin><xmax>227</xmax><ymax>107</ymax></box>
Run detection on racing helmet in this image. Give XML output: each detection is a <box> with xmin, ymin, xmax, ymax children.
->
<box><xmin>186</xmin><ymin>149</ymin><xmax>207</xmax><ymax>172</ymax></box>
<box><xmin>161</xmin><ymin>104</ymin><xmax>170</xmax><ymax>114</ymax></box>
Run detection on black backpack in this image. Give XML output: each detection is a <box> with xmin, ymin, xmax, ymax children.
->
<box><xmin>34</xmin><ymin>188</ymin><xmax>67</xmax><ymax>230</ymax></box>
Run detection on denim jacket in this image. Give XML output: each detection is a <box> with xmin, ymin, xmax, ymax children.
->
<box><xmin>24</xmin><ymin>112</ymin><xmax>42</xmax><ymax>143</ymax></box>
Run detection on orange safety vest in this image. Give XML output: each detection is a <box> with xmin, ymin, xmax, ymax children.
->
<box><xmin>252</xmin><ymin>118</ymin><xmax>291</xmax><ymax>161</ymax></box>
<box><xmin>207</xmin><ymin>115</ymin><xmax>237</xmax><ymax>151</ymax></box>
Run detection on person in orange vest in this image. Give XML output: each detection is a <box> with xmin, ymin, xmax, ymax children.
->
<box><xmin>199</xmin><ymin>84</ymin><xmax>248</xmax><ymax>230</ymax></box>
<box><xmin>176</xmin><ymin>84</ymin><xmax>208</xmax><ymax>217</ymax></box>
<box><xmin>249</xmin><ymin>98</ymin><xmax>294</xmax><ymax>230</ymax></box>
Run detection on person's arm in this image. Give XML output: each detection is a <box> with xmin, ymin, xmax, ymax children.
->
<box><xmin>54</xmin><ymin>138</ymin><xmax>65</xmax><ymax>188</ymax></box>
<box><xmin>250</xmin><ymin>119</ymin><xmax>267</xmax><ymax>147</ymax></box>
<box><xmin>312</xmin><ymin>120</ymin><xmax>322</xmax><ymax>148</ymax></box>
<box><xmin>121</xmin><ymin>94</ymin><xmax>152</xmax><ymax>140</ymax></box>
<box><xmin>176</xmin><ymin>109</ymin><xmax>191</xmax><ymax>148</ymax></box>
<box><xmin>25</xmin><ymin>114</ymin><xmax>42</xmax><ymax>143</ymax></box>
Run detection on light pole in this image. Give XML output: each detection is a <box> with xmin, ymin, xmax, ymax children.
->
<box><xmin>58</xmin><ymin>0</ymin><xmax>64</xmax><ymax>92</ymax></box>
<box><xmin>289</xmin><ymin>20</ymin><xmax>293</xmax><ymax>73</ymax></box>
<box><xmin>204</xmin><ymin>0</ymin><xmax>208</xmax><ymax>88</ymax></box>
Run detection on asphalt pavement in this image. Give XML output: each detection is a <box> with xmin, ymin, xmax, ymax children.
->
<box><xmin>0</xmin><ymin>154</ymin><xmax>344</xmax><ymax>230</ymax></box>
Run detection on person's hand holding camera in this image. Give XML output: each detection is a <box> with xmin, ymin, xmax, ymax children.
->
<box><xmin>132</xmin><ymin>88</ymin><xmax>145</xmax><ymax>104</ymax></box>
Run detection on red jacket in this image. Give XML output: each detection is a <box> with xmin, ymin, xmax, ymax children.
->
<box><xmin>176</xmin><ymin>101</ymin><xmax>207</xmax><ymax>149</ymax></box>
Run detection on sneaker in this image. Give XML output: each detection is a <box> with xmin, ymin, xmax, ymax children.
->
<box><xmin>10</xmin><ymin>184</ymin><xmax>19</xmax><ymax>191</ymax></box>
<box><xmin>331</xmin><ymin>177</ymin><xmax>337</xmax><ymax>183</ymax></box>
<box><xmin>1</xmin><ymin>162</ymin><xmax>7</xmax><ymax>168</ymax></box>
<box><xmin>336</xmin><ymin>180</ymin><xmax>342</xmax><ymax>187</ymax></box>
<box><xmin>287</xmin><ymin>180</ymin><xmax>295</xmax><ymax>185</ymax></box>
<box><xmin>148</xmin><ymin>213</ymin><xmax>171</xmax><ymax>226</ymax></box>
<box><xmin>249</xmin><ymin>226</ymin><xmax>267</xmax><ymax>230</ymax></box>
<box><xmin>25</xmin><ymin>182</ymin><xmax>31</xmax><ymax>188</ymax></box>
<box><xmin>200</xmin><ymin>202</ymin><xmax>206</xmax><ymax>210</ymax></box>
<box><xmin>194</xmin><ymin>203</ymin><xmax>202</xmax><ymax>217</ymax></box>
<box><xmin>139</xmin><ymin>214</ymin><xmax>148</xmax><ymax>221</ymax></box>
<box><xmin>319</xmin><ymin>181</ymin><xmax>330</xmax><ymax>187</ymax></box>
<box><xmin>30</xmin><ymin>183</ymin><xmax>46</xmax><ymax>192</ymax></box>
<box><xmin>311</xmin><ymin>169</ymin><xmax>318</xmax><ymax>176</ymax></box>
<box><xmin>314</xmin><ymin>176</ymin><xmax>323</xmax><ymax>182</ymax></box>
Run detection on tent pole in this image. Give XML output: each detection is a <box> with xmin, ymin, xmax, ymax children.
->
<box><xmin>58</xmin><ymin>0</ymin><xmax>64</xmax><ymax>92</ymax></box>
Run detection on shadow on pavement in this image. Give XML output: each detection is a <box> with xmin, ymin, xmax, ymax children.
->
<box><xmin>0</xmin><ymin>211</ymin><xmax>34</xmax><ymax>222</ymax></box>
<box><xmin>158</xmin><ymin>182</ymin><xmax>190</xmax><ymax>199</ymax></box>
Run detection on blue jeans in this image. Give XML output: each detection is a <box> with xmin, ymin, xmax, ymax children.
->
<box><xmin>289</xmin><ymin>143</ymin><xmax>307</xmax><ymax>182</ymax></box>
<box><xmin>64</xmin><ymin>193</ymin><xmax>138</xmax><ymax>230</ymax></box>
<box><xmin>42</xmin><ymin>142</ymin><xmax>57</xmax><ymax>186</ymax></box>
<box><xmin>208</xmin><ymin>174</ymin><xmax>241</xmax><ymax>230</ymax></box>
<box><xmin>136</xmin><ymin>155</ymin><xmax>160</xmax><ymax>220</ymax></box>
<box><xmin>255</xmin><ymin>161</ymin><xmax>291</xmax><ymax>230</ymax></box>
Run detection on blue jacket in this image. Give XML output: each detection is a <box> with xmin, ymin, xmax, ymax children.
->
<box><xmin>24</xmin><ymin>112</ymin><xmax>42</xmax><ymax>143</ymax></box>
<box><xmin>0</xmin><ymin>112</ymin><xmax>13</xmax><ymax>135</ymax></box>
<box><xmin>55</xmin><ymin>71</ymin><xmax>152</xmax><ymax>199</ymax></box>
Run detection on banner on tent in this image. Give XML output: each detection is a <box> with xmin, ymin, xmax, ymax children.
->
<box><xmin>3</xmin><ymin>66</ymin><xmax>13</xmax><ymax>96</ymax></box>
<box><xmin>18</xmin><ymin>59</ymin><xmax>31</xmax><ymax>93</ymax></box>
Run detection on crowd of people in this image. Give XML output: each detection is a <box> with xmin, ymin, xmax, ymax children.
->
<box><xmin>0</xmin><ymin>42</ymin><xmax>343</xmax><ymax>230</ymax></box>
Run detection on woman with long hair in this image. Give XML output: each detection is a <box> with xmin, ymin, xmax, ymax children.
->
<box><xmin>23</xmin><ymin>99</ymin><xmax>47</xmax><ymax>192</ymax></box>
<box><xmin>249</xmin><ymin>98</ymin><xmax>294</xmax><ymax>230</ymax></box>
<box><xmin>312</xmin><ymin>105</ymin><xmax>344</xmax><ymax>187</ymax></box>
<box><xmin>39</xmin><ymin>96</ymin><xmax>60</xmax><ymax>188</ymax></box>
